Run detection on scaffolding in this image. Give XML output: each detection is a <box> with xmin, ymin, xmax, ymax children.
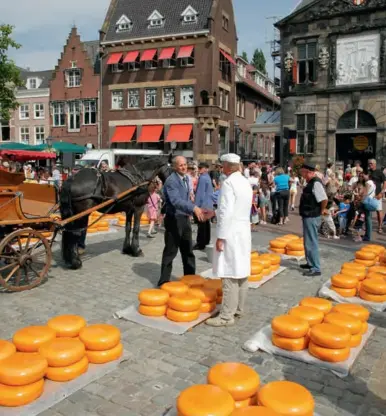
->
<box><xmin>266</xmin><ymin>16</ymin><xmax>282</xmax><ymax>94</ymax></box>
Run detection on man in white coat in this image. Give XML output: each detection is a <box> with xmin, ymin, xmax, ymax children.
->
<box><xmin>206</xmin><ymin>153</ymin><xmax>252</xmax><ymax>327</ymax></box>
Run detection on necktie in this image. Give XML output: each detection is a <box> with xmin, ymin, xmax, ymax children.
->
<box><xmin>183</xmin><ymin>176</ymin><xmax>188</xmax><ymax>189</ymax></box>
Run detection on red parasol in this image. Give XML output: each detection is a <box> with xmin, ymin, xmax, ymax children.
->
<box><xmin>0</xmin><ymin>149</ymin><xmax>56</xmax><ymax>162</ymax></box>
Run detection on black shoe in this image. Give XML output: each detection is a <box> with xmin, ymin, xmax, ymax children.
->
<box><xmin>193</xmin><ymin>245</ymin><xmax>204</xmax><ymax>250</ymax></box>
<box><xmin>303</xmin><ymin>270</ymin><xmax>321</xmax><ymax>277</ymax></box>
<box><xmin>300</xmin><ymin>264</ymin><xmax>312</xmax><ymax>270</ymax></box>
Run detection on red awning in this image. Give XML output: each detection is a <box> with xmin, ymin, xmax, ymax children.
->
<box><xmin>140</xmin><ymin>49</ymin><xmax>157</xmax><ymax>61</ymax></box>
<box><xmin>111</xmin><ymin>126</ymin><xmax>136</xmax><ymax>143</ymax></box>
<box><xmin>166</xmin><ymin>125</ymin><xmax>193</xmax><ymax>143</ymax></box>
<box><xmin>107</xmin><ymin>53</ymin><xmax>123</xmax><ymax>65</ymax></box>
<box><xmin>137</xmin><ymin>125</ymin><xmax>163</xmax><ymax>143</ymax></box>
<box><xmin>0</xmin><ymin>150</ymin><xmax>56</xmax><ymax>161</ymax></box>
<box><xmin>159</xmin><ymin>47</ymin><xmax>175</xmax><ymax>60</ymax></box>
<box><xmin>177</xmin><ymin>45</ymin><xmax>194</xmax><ymax>59</ymax></box>
<box><xmin>220</xmin><ymin>50</ymin><xmax>236</xmax><ymax>65</ymax></box>
<box><xmin>123</xmin><ymin>51</ymin><xmax>139</xmax><ymax>63</ymax></box>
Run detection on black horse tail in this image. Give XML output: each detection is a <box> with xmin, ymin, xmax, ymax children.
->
<box><xmin>60</xmin><ymin>179</ymin><xmax>74</xmax><ymax>220</ymax></box>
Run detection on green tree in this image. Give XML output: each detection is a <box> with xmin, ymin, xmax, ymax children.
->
<box><xmin>251</xmin><ymin>48</ymin><xmax>267</xmax><ymax>74</ymax></box>
<box><xmin>241</xmin><ymin>51</ymin><xmax>249</xmax><ymax>62</ymax></box>
<box><xmin>0</xmin><ymin>25</ymin><xmax>23</xmax><ymax>121</ymax></box>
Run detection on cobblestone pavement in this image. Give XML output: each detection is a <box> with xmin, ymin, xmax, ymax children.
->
<box><xmin>1</xmin><ymin>227</ymin><xmax>385</xmax><ymax>416</ymax></box>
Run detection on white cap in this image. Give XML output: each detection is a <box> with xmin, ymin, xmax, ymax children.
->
<box><xmin>220</xmin><ymin>153</ymin><xmax>240</xmax><ymax>164</ymax></box>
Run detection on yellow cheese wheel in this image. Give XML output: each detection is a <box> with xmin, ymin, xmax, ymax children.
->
<box><xmin>368</xmin><ymin>265</ymin><xmax>386</xmax><ymax>275</ymax></box>
<box><xmin>289</xmin><ymin>306</ymin><xmax>324</xmax><ymax>327</ymax></box>
<box><xmin>265</xmin><ymin>254</ymin><xmax>281</xmax><ymax>265</ymax></box>
<box><xmin>180</xmin><ymin>275</ymin><xmax>206</xmax><ymax>287</ymax></box>
<box><xmin>46</xmin><ymin>356</ymin><xmax>89</xmax><ymax>382</ymax></box>
<box><xmin>342</xmin><ymin>262</ymin><xmax>366</xmax><ymax>272</ymax></box>
<box><xmin>13</xmin><ymin>326</ymin><xmax>56</xmax><ymax>353</ymax></box>
<box><xmin>207</xmin><ymin>362</ymin><xmax>260</xmax><ymax>401</ymax></box>
<box><xmin>359</xmin><ymin>289</ymin><xmax>386</xmax><ymax>302</ymax></box>
<box><xmin>203</xmin><ymin>279</ymin><xmax>223</xmax><ymax>296</ymax></box>
<box><xmin>283</xmin><ymin>234</ymin><xmax>300</xmax><ymax>241</ymax></box>
<box><xmin>270</xmin><ymin>248</ymin><xmax>285</xmax><ymax>254</ymax></box>
<box><xmin>79</xmin><ymin>324</ymin><xmax>120</xmax><ymax>351</ymax></box>
<box><xmin>200</xmin><ymin>302</ymin><xmax>216</xmax><ymax>313</ymax></box>
<box><xmin>248</xmin><ymin>274</ymin><xmax>263</xmax><ymax>282</ymax></box>
<box><xmin>217</xmin><ymin>296</ymin><xmax>223</xmax><ymax>304</ymax></box>
<box><xmin>324</xmin><ymin>312</ymin><xmax>362</xmax><ymax>335</ymax></box>
<box><xmin>309</xmin><ymin>323</ymin><xmax>351</xmax><ymax>349</ymax></box>
<box><xmin>254</xmin><ymin>259</ymin><xmax>271</xmax><ymax>269</ymax></box>
<box><xmin>355</xmin><ymin>250</ymin><xmax>377</xmax><ymax>261</ymax></box>
<box><xmin>251</xmin><ymin>263</ymin><xmax>264</xmax><ymax>275</ymax></box>
<box><xmin>286</xmin><ymin>250</ymin><xmax>305</xmax><ymax>257</ymax></box>
<box><xmin>138</xmin><ymin>304</ymin><xmax>167</xmax><ymax>316</ymax></box>
<box><xmin>262</xmin><ymin>268</ymin><xmax>271</xmax><ymax>276</ymax></box>
<box><xmin>258</xmin><ymin>254</ymin><xmax>274</xmax><ymax>262</ymax></box>
<box><xmin>87</xmin><ymin>229</ymin><xmax>97</xmax><ymax>233</ymax></box>
<box><xmin>233</xmin><ymin>396</ymin><xmax>257</xmax><ymax>409</ymax></box>
<box><xmin>177</xmin><ymin>384</ymin><xmax>235</xmax><ymax>416</ymax></box>
<box><xmin>340</xmin><ymin>268</ymin><xmax>366</xmax><ymax>281</ymax></box>
<box><xmin>231</xmin><ymin>407</ymin><xmax>280</xmax><ymax>416</ymax></box>
<box><xmin>251</xmin><ymin>251</ymin><xmax>259</xmax><ymax>261</ymax></box>
<box><xmin>138</xmin><ymin>289</ymin><xmax>169</xmax><ymax>306</ymax></box>
<box><xmin>0</xmin><ymin>353</ymin><xmax>48</xmax><ymax>386</ymax></box>
<box><xmin>269</xmin><ymin>240</ymin><xmax>287</xmax><ymax>249</ymax></box>
<box><xmin>354</xmin><ymin>258</ymin><xmax>375</xmax><ymax>267</ymax></box>
<box><xmin>286</xmin><ymin>241</ymin><xmax>304</xmax><ymax>251</ymax></box>
<box><xmin>271</xmin><ymin>315</ymin><xmax>309</xmax><ymax>339</ymax></box>
<box><xmin>257</xmin><ymin>380</ymin><xmax>314</xmax><ymax>416</ymax></box>
<box><xmin>330</xmin><ymin>285</ymin><xmax>357</xmax><ymax>297</ymax></box>
<box><xmin>98</xmin><ymin>220</ymin><xmax>109</xmax><ymax>227</ymax></box>
<box><xmin>38</xmin><ymin>338</ymin><xmax>85</xmax><ymax>367</ymax></box>
<box><xmin>166</xmin><ymin>309</ymin><xmax>199</xmax><ymax>322</ymax></box>
<box><xmin>272</xmin><ymin>333</ymin><xmax>309</xmax><ymax>351</ymax></box>
<box><xmin>47</xmin><ymin>315</ymin><xmax>87</xmax><ymax>337</ymax></box>
<box><xmin>0</xmin><ymin>379</ymin><xmax>44</xmax><ymax>407</ymax></box>
<box><xmin>308</xmin><ymin>341</ymin><xmax>350</xmax><ymax>362</ymax></box>
<box><xmin>271</xmin><ymin>264</ymin><xmax>280</xmax><ymax>272</ymax></box>
<box><xmin>188</xmin><ymin>287</ymin><xmax>217</xmax><ymax>303</ymax></box>
<box><xmin>361</xmin><ymin>279</ymin><xmax>386</xmax><ymax>295</ymax></box>
<box><xmin>362</xmin><ymin>244</ymin><xmax>385</xmax><ymax>255</ymax></box>
<box><xmin>86</xmin><ymin>342</ymin><xmax>123</xmax><ymax>364</ymax></box>
<box><xmin>361</xmin><ymin>321</ymin><xmax>368</xmax><ymax>334</ymax></box>
<box><xmin>331</xmin><ymin>304</ymin><xmax>370</xmax><ymax>322</ymax></box>
<box><xmin>0</xmin><ymin>340</ymin><xmax>16</xmax><ymax>361</ymax></box>
<box><xmin>299</xmin><ymin>297</ymin><xmax>332</xmax><ymax>314</ymax></box>
<box><xmin>349</xmin><ymin>333</ymin><xmax>362</xmax><ymax>348</ymax></box>
<box><xmin>366</xmin><ymin>272</ymin><xmax>386</xmax><ymax>281</ymax></box>
<box><xmin>161</xmin><ymin>281</ymin><xmax>189</xmax><ymax>296</ymax></box>
<box><xmin>331</xmin><ymin>274</ymin><xmax>359</xmax><ymax>289</ymax></box>
<box><xmin>168</xmin><ymin>294</ymin><xmax>202</xmax><ymax>312</ymax></box>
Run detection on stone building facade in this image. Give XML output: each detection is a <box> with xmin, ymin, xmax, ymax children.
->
<box><xmin>276</xmin><ymin>0</ymin><xmax>386</xmax><ymax>168</ymax></box>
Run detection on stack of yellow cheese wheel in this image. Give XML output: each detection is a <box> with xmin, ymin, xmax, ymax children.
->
<box><xmin>299</xmin><ymin>297</ymin><xmax>332</xmax><ymax>315</ymax></box>
<box><xmin>47</xmin><ymin>315</ymin><xmax>87</xmax><ymax>338</ymax></box>
<box><xmin>13</xmin><ymin>326</ymin><xmax>56</xmax><ymax>353</ymax></box>
<box><xmin>0</xmin><ymin>340</ymin><xmax>16</xmax><ymax>361</ymax></box>
<box><xmin>340</xmin><ymin>262</ymin><xmax>366</xmax><ymax>282</ymax></box>
<box><xmin>140</xmin><ymin>213</ymin><xmax>150</xmax><ymax>225</ymax></box>
<box><xmin>330</xmin><ymin>273</ymin><xmax>359</xmax><ymax>298</ymax></box>
<box><xmin>96</xmin><ymin>219</ymin><xmax>110</xmax><ymax>233</ymax></box>
<box><xmin>324</xmin><ymin>312</ymin><xmax>363</xmax><ymax>348</ymax></box>
<box><xmin>0</xmin><ymin>353</ymin><xmax>47</xmax><ymax>407</ymax></box>
<box><xmin>138</xmin><ymin>289</ymin><xmax>170</xmax><ymax>317</ymax></box>
<box><xmin>269</xmin><ymin>239</ymin><xmax>287</xmax><ymax>254</ymax></box>
<box><xmin>79</xmin><ymin>324</ymin><xmax>123</xmax><ymax>365</ymax></box>
<box><xmin>354</xmin><ymin>249</ymin><xmax>377</xmax><ymax>267</ymax></box>
<box><xmin>117</xmin><ymin>213</ymin><xmax>126</xmax><ymax>227</ymax></box>
<box><xmin>204</xmin><ymin>279</ymin><xmax>223</xmax><ymax>304</ymax></box>
<box><xmin>258</xmin><ymin>254</ymin><xmax>279</xmax><ymax>275</ymax></box>
<box><xmin>188</xmin><ymin>287</ymin><xmax>217</xmax><ymax>313</ymax></box>
<box><xmin>271</xmin><ymin>315</ymin><xmax>310</xmax><ymax>351</ymax></box>
<box><xmin>180</xmin><ymin>274</ymin><xmax>206</xmax><ymax>287</ymax></box>
<box><xmin>359</xmin><ymin>278</ymin><xmax>386</xmax><ymax>303</ymax></box>
<box><xmin>252</xmin><ymin>258</ymin><xmax>271</xmax><ymax>278</ymax></box>
<box><xmin>331</xmin><ymin>304</ymin><xmax>370</xmax><ymax>336</ymax></box>
<box><xmin>361</xmin><ymin>244</ymin><xmax>385</xmax><ymax>263</ymax></box>
<box><xmin>207</xmin><ymin>363</ymin><xmax>260</xmax><ymax>409</ymax></box>
<box><xmin>249</xmin><ymin>251</ymin><xmax>264</xmax><ymax>281</ymax></box>
<box><xmin>167</xmin><ymin>293</ymin><xmax>202</xmax><ymax>322</ymax></box>
<box><xmin>231</xmin><ymin>408</ymin><xmax>280</xmax><ymax>415</ymax></box>
<box><xmin>285</xmin><ymin>239</ymin><xmax>305</xmax><ymax>257</ymax></box>
<box><xmin>289</xmin><ymin>306</ymin><xmax>324</xmax><ymax>328</ymax></box>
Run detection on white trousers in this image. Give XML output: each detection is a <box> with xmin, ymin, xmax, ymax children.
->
<box><xmin>220</xmin><ymin>277</ymin><xmax>249</xmax><ymax>320</ymax></box>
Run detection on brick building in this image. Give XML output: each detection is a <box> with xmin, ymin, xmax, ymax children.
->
<box><xmin>99</xmin><ymin>0</ymin><xmax>238</xmax><ymax>161</ymax></box>
<box><xmin>50</xmin><ymin>27</ymin><xmax>100</xmax><ymax>147</ymax></box>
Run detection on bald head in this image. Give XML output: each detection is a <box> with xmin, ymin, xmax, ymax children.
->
<box><xmin>173</xmin><ymin>156</ymin><xmax>188</xmax><ymax>175</ymax></box>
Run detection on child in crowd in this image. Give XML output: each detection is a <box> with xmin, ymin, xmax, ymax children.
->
<box><xmin>321</xmin><ymin>198</ymin><xmax>339</xmax><ymax>239</ymax></box>
<box><xmin>352</xmin><ymin>197</ymin><xmax>366</xmax><ymax>242</ymax></box>
<box><xmin>259</xmin><ymin>183</ymin><xmax>270</xmax><ymax>225</ymax></box>
<box><xmin>335</xmin><ymin>194</ymin><xmax>351</xmax><ymax>236</ymax></box>
<box><xmin>251</xmin><ymin>185</ymin><xmax>259</xmax><ymax>231</ymax></box>
<box><xmin>146</xmin><ymin>183</ymin><xmax>161</xmax><ymax>238</ymax></box>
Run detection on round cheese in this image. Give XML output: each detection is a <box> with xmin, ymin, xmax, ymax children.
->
<box><xmin>177</xmin><ymin>384</ymin><xmax>235</xmax><ymax>416</ymax></box>
<box><xmin>262</xmin><ymin>268</ymin><xmax>271</xmax><ymax>277</ymax></box>
<box><xmin>97</xmin><ymin>227</ymin><xmax>109</xmax><ymax>232</ymax></box>
<box><xmin>342</xmin><ymin>262</ymin><xmax>366</xmax><ymax>272</ymax></box>
<box><xmin>286</xmin><ymin>250</ymin><xmax>305</xmax><ymax>257</ymax></box>
<box><xmin>359</xmin><ymin>289</ymin><xmax>386</xmax><ymax>302</ymax></box>
<box><xmin>362</xmin><ymin>244</ymin><xmax>385</xmax><ymax>255</ymax></box>
<box><xmin>188</xmin><ymin>287</ymin><xmax>217</xmax><ymax>303</ymax></box>
<box><xmin>340</xmin><ymin>268</ymin><xmax>366</xmax><ymax>281</ymax></box>
<box><xmin>86</xmin><ymin>342</ymin><xmax>123</xmax><ymax>364</ymax></box>
<box><xmin>47</xmin><ymin>315</ymin><xmax>87</xmax><ymax>338</ymax></box>
<box><xmin>270</xmin><ymin>248</ymin><xmax>285</xmax><ymax>254</ymax></box>
<box><xmin>207</xmin><ymin>362</ymin><xmax>260</xmax><ymax>401</ymax></box>
<box><xmin>0</xmin><ymin>340</ymin><xmax>16</xmax><ymax>361</ymax></box>
<box><xmin>38</xmin><ymin>338</ymin><xmax>85</xmax><ymax>367</ymax></box>
<box><xmin>286</xmin><ymin>241</ymin><xmax>304</xmax><ymax>252</ymax></box>
<box><xmin>299</xmin><ymin>297</ymin><xmax>332</xmax><ymax>314</ymax></box>
<box><xmin>361</xmin><ymin>279</ymin><xmax>386</xmax><ymax>295</ymax></box>
<box><xmin>309</xmin><ymin>323</ymin><xmax>351</xmax><ymax>349</ymax></box>
<box><xmin>354</xmin><ymin>258</ymin><xmax>375</xmax><ymax>267</ymax></box>
<box><xmin>166</xmin><ymin>309</ymin><xmax>199</xmax><ymax>322</ymax></box>
<box><xmin>283</xmin><ymin>234</ymin><xmax>300</xmax><ymax>240</ymax></box>
<box><xmin>0</xmin><ymin>379</ymin><xmax>44</xmax><ymax>407</ymax></box>
<box><xmin>331</xmin><ymin>304</ymin><xmax>370</xmax><ymax>322</ymax></box>
<box><xmin>161</xmin><ymin>282</ymin><xmax>189</xmax><ymax>296</ymax></box>
<box><xmin>324</xmin><ymin>312</ymin><xmax>362</xmax><ymax>335</ymax></box>
<box><xmin>79</xmin><ymin>324</ymin><xmax>120</xmax><ymax>351</ymax></box>
<box><xmin>254</xmin><ymin>259</ymin><xmax>270</xmax><ymax>269</ymax></box>
<box><xmin>270</xmin><ymin>240</ymin><xmax>287</xmax><ymax>249</ymax></box>
<box><xmin>138</xmin><ymin>289</ymin><xmax>169</xmax><ymax>306</ymax></box>
<box><xmin>349</xmin><ymin>333</ymin><xmax>362</xmax><ymax>348</ymax></box>
<box><xmin>309</xmin><ymin>341</ymin><xmax>350</xmax><ymax>362</ymax></box>
<box><xmin>46</xmin><ymin>356</ymin><xmax>89</xmax><ymax>382</ymax></box>
<box><xmin>0</xmin><ymin>353</ymin><xmax>48</xmax><ymax>386</ymax></box>
<box><xmin>168</xmin><ymin>294</ymin><xmax>202</xmax><ymax>312</ymax></box>
<box><xmin>251</xmin><ymin>251</ymin><xmax>259</xmax><ymax>261</ymax></box>
<box><xmin>248</xmin><ymin>274</ymin><xmax>263</xmax><ymax>282</ymax></box>
<box><xmin>272</xmin><ymin>333</ymin><xmax>309</xmax><ymax>351</ymax></box>
<box><xmin>361</xmin><ymin>321</ymin><xmax>368</xmax><ymax>334</ymax></box>
<box><xmin>251</xmin><ymin>263</ymin><xmax>264</xmax><ymax>275</ymax></box>
<box><xmin>180</xmin><ymin>275</ymin><xmax>206</xmax><ymax>287</ymax></box>
<box><xmin>13</xmin><ymin>326</ymin><xmax>56</xmax><ymax>353</ymax></box>
<box><xmin>257</xmin><ymin>380</ymin><xmax>314</xmax><ymax>416</ymax></box>
<box><xmin>271</xmin><ymin>315</ymin><xmax>309</xmax><ymax>339</ymax></box>
<box><xmin>138</xmin><ymin>304</ymin><xmax>167</xmax><ymax>316</ymax></box>
<box><xmin>331</xmin><ymin>274</ymin><xmax>359</xmax><ymax>289</ymax></box>
<box><xmin>355</xmin><ymin>250</ymin><xmax>377</xmax><ymax>261</ymax></box>
<box><xmin>366</xmin><ymin>272</ymin><xmax>386</xmax><ymax>281</ymax></box>
<box><xmin>233</xmin><ymin>396</ymin><xmax>257</xmax><ymax>408</ymax></box>
<box><xmin>330</xmin><ymin>285</ymin><xmax>357</xmax><ymax>297</ymax></box>
<box><xmin>271</xmin><ymin>264</ymin><xmax>280</xmax><ymax>272</ymax></box>
<box><xmin>266</xmin><ymin>254</ymin><xmax>281</xmax><ymax>265</ymax></box>
<box><xmin>368</xmin><ymin>265</ymin><xmax>386</xmax><ymax>275</ymax></box>
<box><xmin>200</xmin><ymin>302</ymin><xmax>216</xmax><ymax>313</ymax></box>
<box><xmin>203</xmin><ymin>279</ymin><xmax>223</xmax><ymax>296</ymax></box>
<box><xmin>289</xmin><ymin>306</ymin><xmax>324</xmax><ymax>327</ymax></box>
<box><xmin>231</xmin><ymin>407</ymin><xmax>279</xmax><ymax>415</ymax></box>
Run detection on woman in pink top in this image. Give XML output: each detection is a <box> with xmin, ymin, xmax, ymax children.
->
<box><xmin>146</xmin><ymin>183</ymin><xmax>161</xmax><ymax>238</ymax></box>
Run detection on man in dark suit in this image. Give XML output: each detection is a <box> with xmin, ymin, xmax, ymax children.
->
<box><xmin>194</xmin><ymin>162</ymin><xmax>214</xmax><ymax>250</ymax></box>
<box><xmin>158</xmin><ymin>156</ymin><xmax>205</xmax><ymax>287</ymax></box>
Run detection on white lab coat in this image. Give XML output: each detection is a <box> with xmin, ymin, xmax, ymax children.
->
<box><xmin>213</xmin><ymin>171</ymin><xmax>252</xmax><ymax>279</ymax></box>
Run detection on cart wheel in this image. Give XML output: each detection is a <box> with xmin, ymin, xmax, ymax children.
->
<box><xmin>0</xmin><ymin>229</ymin><xmax>51</xmax><ymax>292</ymax></box>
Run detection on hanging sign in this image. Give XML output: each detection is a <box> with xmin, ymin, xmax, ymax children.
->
<box><xmin>353</xmin><ymin>135</ymin><xmax>368</xmax><ymax>151</ymax></box>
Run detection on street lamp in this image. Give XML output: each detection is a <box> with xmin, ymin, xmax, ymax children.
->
<box><xmin>46</xmin><ymin>136</ymin><xmax>54</xmax><ymax>168</ymax></box>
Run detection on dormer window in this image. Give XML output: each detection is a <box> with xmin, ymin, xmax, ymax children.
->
<box><xmin>28</xmin><ymin>78</ymin><xmax>37</xmax><ymax>89</ymax></box>
<box><xmin>148</xmin><ymin>10</ymin><xmax>164</xmax><ymax>28</ymax></box>
<box><xmin>181</xmin><ymin>5</ymin><xmax>198</xmax><ymax>23</ymax></box>
<box><xmin>116</xmin><ymin>14</ymin><xmax>132</xmax><ymax>33</ymax></box>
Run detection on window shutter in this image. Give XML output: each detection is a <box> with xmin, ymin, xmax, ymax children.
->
<box><xmin>289</xmin><ymin>138</ymin><xmax>297</xmax><ymax>155</ymax></box>
<box><xmin>292</xmin><ymin>61</ymin><xmax>298</xmax><ymax>84</ymax></box>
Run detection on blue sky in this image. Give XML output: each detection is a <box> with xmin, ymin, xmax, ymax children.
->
<box><xmin>4</xmin><ymin>0</ymin><xmax>297</xmax><ymax>75</ymax></box>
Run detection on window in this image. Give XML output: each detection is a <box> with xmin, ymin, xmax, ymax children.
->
<box><xmin>180</xmin><ymin>86</ymin><xmax>194</xmax><ymax>107</ymax></box>
<box><xmin>148</xmin><ymin>10</ymin><xmax>164</xmax><ymax>28</ymax></box>
<box><xmin>205</xmin><ymin>130</ymin><xmax>212</xmax><ymax>145</ymax></box>
<box><xmin>297</xmin><ymin>42</ymin><xmax>317</xmax><ymax>84</ymax></box>
<box><xmin>83</xmin><ymin>100</ymin><xmax>96</xmax><ymax>125</ymax></box>
<box><xmin>219</xmin><ymin>52</ymin><xmax>231</xmax><ymax>82</ymax></box>
<box><xmin>161</xmin><ymin>52</ymin><xmax>176</xmax><ymax>69</ymax></box>
<box><xmin>28</xmin><ymin>78</ymin><xmax>37</xmax><ymax>89</ymax></box>
<box><xmin>145</xmin><ymin>88</ymin><xmax>157</xmax><ymax>108</ymax></box>
<box><xmin>35</xmin><ymin>126</ymin><xmax>45</xmax><ymax>142</ymax></box>
<box><xmin>34</xmin><ymin>103</ymin><xmax>44</xmax><ymax>119</ymax></box>
<box><xmin>111</xmin><ymin>91</ymin><xmax>124</xmax><ymax>110</ymax></box>
<box><xmin>52</xmin><ymin>102</ymin><xmax>65</xmax><ymax>126</ymax></box>
<box><xmin>219</xmin><ymin>88</ymin><xmax>229</xmax><ymax>111</ymax></box>
<box><xmin>180</xmin><ymin>49</ymin><xmax>195</xmax><ymax>67</ymax></box>
<box><xmin>20</xmin><ymin>127</ymin><xmax>30</xmax><ymax>143</ymax></box>
<box><xmin>184</xmin><ymin>14</ymin><xmax>197</xmax><ymax>22</ymax></box>
<box><xmin>297</xmin><ymin>114</ymin><xmax>315</xmax><ymax>154</ymax></box>
<box><xmin>236</xmin><ymin>95</ymin><xmax>240</xmax><ymax>116</ymax></box>
<box><xmin>150</xmin><ymin>19</ymin><xmax>163</xmax><ymax>27</ymax></box>
<box><xmin>181</xmin><ymin>5</ymin><xmax>198</xmax><ymax>23</ymax></box>
<box><xmin>222</xmin><ymin>14</ymin><xmax>229</xmax><ymax>31</ymax></box>
<box><xmin>66</xmin><ymin>69</ymin><xmax>81</xmax><ymax>87</ymax></box>
<box><xmin>145</xmin><ymin>54</ymin><xmax>158</xmax><ymax>70</ymax></box>
<box><xmin>19</xmin><ymin>104</ymin><xmax>29</xmax><ymax>120</ymax></box>
<box><xmin>240</xmin><ymin>96</ymin><xmax>245</xmax><ymax>118</ymax></box>
<box><xmin>111</xmin><ymin>63</ymin><xmax>125</xmax><ymax>73</ymax></box>
<box><xmin>116</xmin><ymin>14</ymin><xmax>132</xmax><ymax>32</ymax></box>
<box><xmin>128</xmin><ymin>58</ymin><xmax>140</xmax><ymax>71</ymax></box>
<box><xmin>128</xmin><ymin>89</ymin><xmax>140</xmax><ymax>108</ymax></box>
<box><xmin>162</xmin><ymin>88</ymin><xmax>175</xmax><ymax>107</ymax></box>
<box><xmin>68</xmin><ymin>101</ymin><xmax>81</xmax><ymax>131</ymax></box>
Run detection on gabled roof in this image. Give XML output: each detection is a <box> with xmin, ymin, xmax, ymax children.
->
<box><xmin>83</xmin><ymin>40</ymin><xmax>101</xmax><ymax>74</ymax></box>
<box><xmin>18</xmin><ymin>69</ymin><xmax>53</xmax><ymax>90</ymax></box>
<box><xmin>276</xmin><ymin>0</ymin><xmax>318</xmax><ymax>26</ymax></box>
<box><xmin>101</xmin><ymin>0</ymin><xmax>213</xmax><ymax>43</ymax></box>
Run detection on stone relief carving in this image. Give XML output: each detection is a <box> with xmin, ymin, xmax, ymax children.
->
<box><xmin>318</xmin><ymin>46</ymin><xmax>330</xmax><ymax>69</ymax></box>
<box><xmin>284</xmin><ymin>51</ymin><xmax>294</xmax><ymax>73</ymax></box>
<box><xmin>336</xmin><ymin>33</ymin><xmax>381</xmax><ymax>86</ymax></box>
